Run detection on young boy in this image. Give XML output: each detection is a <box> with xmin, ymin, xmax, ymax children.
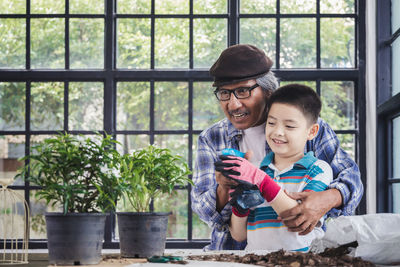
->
<box><xmin>215</xmin><ymin>84</ymin><xmax>333</xmax><ymax>252</ymax></box>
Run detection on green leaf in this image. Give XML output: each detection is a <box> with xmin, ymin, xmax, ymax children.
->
<box><xmin>118</xmin><ymin>144</ymin><xmax>192</xmax><ymax>212</ymax></box>
<box><xmin>14</xmin><ymin>133</ymin><xmax>123</xmax><ymax>213</ymax></box>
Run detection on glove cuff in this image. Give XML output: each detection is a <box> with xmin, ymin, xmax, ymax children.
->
<box><xmin>232</xmin><ymin>206</ymin><xmax>250</xmax><ymax>217</ymax></box>
<box><xmin>259</xmin><ymin>175</ymin><xmax>281</xmax><ymax>202</ymax></box>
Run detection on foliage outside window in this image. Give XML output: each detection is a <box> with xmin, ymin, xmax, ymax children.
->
<box><xmin>0</xmin><ymin>0</ymin><xmax>362</xmax><ymax>246</ymax></box>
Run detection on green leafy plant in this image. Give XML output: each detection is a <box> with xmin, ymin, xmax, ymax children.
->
<box><xmin>15</xmin><ymin>133</ymin><xmax>124</xmax><ymax>214</ymax></box>
<box><xmin>119</xmin><ymin>145</ymin><xmax>192</xmax><ymax>212</ymax></box>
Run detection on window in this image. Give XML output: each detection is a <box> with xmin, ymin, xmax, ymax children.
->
<box><xmin>0</xmin><ymin>0</ymin><xmax>365</xmax><ymax>248</ymax></box>
<box><xmin>377</xmin><ymin>0</ymin><xmax>400</xmax><ymax>213</ymax></box>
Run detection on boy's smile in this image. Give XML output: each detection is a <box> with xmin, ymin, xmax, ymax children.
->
<box><xmin>271</xmin><ymin>137</ymin><xmax>287</xmax><ymax>145</ymax></box>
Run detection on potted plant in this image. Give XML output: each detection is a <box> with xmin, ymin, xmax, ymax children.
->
<box><xmin>16</xmin><ymin>133</ymin><xmax>123</xmax><ymax>265</ymax></box>
<box><xmin>117</xmin><ymin>145</ymin><xmax>192</xmax><ymax>258</ymax></box>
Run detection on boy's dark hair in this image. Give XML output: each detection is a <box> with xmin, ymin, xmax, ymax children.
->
<box><xmin>267</xmin><ymin>84</ymin><xmax>321</xmax><ymax>124</ymax></box>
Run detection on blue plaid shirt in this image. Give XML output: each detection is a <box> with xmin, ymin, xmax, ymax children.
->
<box><xmin>191</xmin><ymin>118</ymin><xmax>363</xmax><ymax>250</ymax></box>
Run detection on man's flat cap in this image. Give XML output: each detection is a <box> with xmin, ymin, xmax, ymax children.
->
<box><xmin>210</xmin><ymin>44</ymin><xmax>273</xmax><ymax>87</ymax></box>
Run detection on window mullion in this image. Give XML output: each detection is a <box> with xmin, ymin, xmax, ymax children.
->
<box><xmin>228</xmin><ymin>0</ymin><xmax>239</xmax><ymax>46</ymax></box>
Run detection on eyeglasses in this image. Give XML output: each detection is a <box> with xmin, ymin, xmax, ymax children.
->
<box><xmin>214</xmin><ymin>83</ymin><xmax>259</xmax><ymax>101</ymax></box>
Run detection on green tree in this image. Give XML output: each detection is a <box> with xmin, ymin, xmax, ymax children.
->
<box><xmin>0</xmin><ymin>0</ymin><xmax>358</xmax><ymax>239</ymax></box>
<box><xmin>0</xmin><ymin>19</ymin><xmax>25</xmax><ymax>68</ymax></box>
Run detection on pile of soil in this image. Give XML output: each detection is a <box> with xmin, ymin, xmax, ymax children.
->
<box><xmin>100</xmin><ymin>254</ymin><xmax>148</xmax><ymax>265</ymax></box>
<box><xmin>187</xmin><ymin>243</ymin><xmax>375</xmax><ymax>267</ymax></box>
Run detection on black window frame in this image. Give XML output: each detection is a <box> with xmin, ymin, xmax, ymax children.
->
<box><xmin>0</xmin><ymin>0</ymin><xmax>366</xmax><ymax>249</ymax></box>
<box><xmin>376</xmin><ymin>0</ymin><xmax>400</xmax><ymax>213</ymax></box>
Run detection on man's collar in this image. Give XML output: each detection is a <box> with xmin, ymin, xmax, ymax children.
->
<box><xmin>226</xmin><ymin>119</ymin><xmax>243</xmax><ymax>140</ymax></box>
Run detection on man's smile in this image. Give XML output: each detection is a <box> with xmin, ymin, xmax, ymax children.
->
<box><xmin>229</xmin><ymin>110</ymin><xmax>249</xmax><ymax>120</ymax></box>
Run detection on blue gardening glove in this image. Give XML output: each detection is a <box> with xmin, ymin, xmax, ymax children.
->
<box><xmin>229</xmin><ymin>185</ymin><xmax>251</xmax><ymax>217</ymax></box>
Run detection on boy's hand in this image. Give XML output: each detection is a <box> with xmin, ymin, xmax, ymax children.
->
<box><xmin>229</xmin><ymin>186</ymin><xmax>250</xmax><ymax>217</ymax></box>
<box><xmin>214</xmin><ymin>155</ymin><xmax>267</xmax><ymax>186</ymax></box>
<box><xmin>215</xmin><ymin>155</ymin><xmax>281</xmax><ymax>202</ymax></box>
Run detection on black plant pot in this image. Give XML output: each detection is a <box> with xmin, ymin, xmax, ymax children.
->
<box><xmin>117</xmin><ymin>212</ymin><xmax>171</xmax><ymax>258</ymax></box>
<box><xmin>45</xmin><ymin>213</ymin><xmax>106</xmax><ymax>265</ymax></box>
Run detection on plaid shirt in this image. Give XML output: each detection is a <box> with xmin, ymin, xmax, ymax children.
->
<box><xmin>191</xmin><ymin>118</ymin><xmax>363</xmax><ymax>250</ymax></box>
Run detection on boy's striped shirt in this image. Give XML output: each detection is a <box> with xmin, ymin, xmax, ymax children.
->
<box><xmin>246</xmin><ymin>151</ymin><xmax>333</xmax><ymax>251</ymax></box>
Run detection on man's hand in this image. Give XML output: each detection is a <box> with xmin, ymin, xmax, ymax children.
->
<box><xmin>216</xmin><ymin>170</ymin><xmax>238</xmax><ymax>190</ymax></box>
<box><xmin>278</xmin><ymin>189</ymin><xmax>342</xmax><ymax>235</ymax></box>
<box><xmin>215</xmin><ymin>171</ymin><xmax>238</xmax><ymax>212</ymax></box>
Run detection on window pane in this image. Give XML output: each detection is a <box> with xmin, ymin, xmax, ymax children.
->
<box><xmin>279</xmin><ymin>81</ymin><xmax>316</xmax><ymax>88</ymax></box>
<box><xmin>30</xmin><ymin>82</ymin><xmax>64</xmax><ymax>131</ymax></box>
<box><xmin>392</xmin><ymin>183</ymin><xmax>400</xmax><ymax>214</ymax></box>
<box><xmin>70</xmin><ymin>19</ymin><xmax>104</xmax><ymax>69</ymax></box>
<box><xmin>117</xmin><ymin>82</ymin><xmax>150</xmax><ymax>130</ymax></box>
<box><xmin>193</xmin><ymin>82</ymin><xmax>224</xmax><ymax>131</ymax></box>
<box><xmin>117</xmin><ymin>19</ymin><xmax>151</xmax><ymax>69</ymax></box>
<box><xmin>193</xmin><ymin>134</ymin><xmax>199</xmax><ymax>164</ymax></box>
<box><xmin>193</xmin><ymin>0</ymin><xmax>227</xmax><ymax>14</ymax></box>
<box><xmin>0</xmin><ymin>135</ymin><xmax>25</xmax><ymax>187</ymax></box>
<box><xmin>393</xmin><ymin>0</ymin><xmax>400</xmax><ymax>32</ymax></box>
<box><xmin>117</xmin><ymin>0</ymin><xmax>150</xmax><ymax>14</ymax></box>
<box><xmin>240</xmin><ymin>0</ymin><xmax>275</xmax><ymax>13</ymax></box>
<box><xmin>154</xmin><ymin>135</ymin><xmax>188</xmax><ymax>162</ymax></box>
<box><xmin>193</xmin><ymin>19</ymin><xmax>227</xmax><ymax>68</ymax></box>
<box><xmin>320</xmin><ymin>81</ymin><xmax>354</xmax><ymax>130</ymax></box>
<box><xmin>337</xmin><ymin>134</ymin><xmax>355</xmax><ymax>160</ymax></box>
<box><xmin>240</xmin><ymin>18</ymin><xmax>276</xmax><ymax>66</ymax></box>
<box><xmin>0</xmin><ymin>19</ymin><xmax>25</xmax><ymax>69</ymax></box>
<box><xmin>281</xmin><ymin>0</ymin><xmax>315</xmax><ymax>13</ymax></box>
<box><xmin>70</xmin><ymin>0</ymin><xmax>104</xmax><ymax>14</ymax></box>
<box><xmin>321</xmin><ymin>18</ymin><xmax>355</xmax><ymax>68</ymax></box>
<box><xmin>392</xmin><ymin>39</ymin><xmax>400</xmax><ymax>96</ymax></box>
<box><xmin>28</xmin><ymin>135</ymin><xmax>56</xmax><ymax>187</ymax></box>
<box><xmin>31</xmin><ymin>0</ymin><xmax>64</xmax><ymax>14</ymax></box>
<box><xmin>154</xmin><ymin>82</ymin><xmax>188</xmax><ymax>130</ymax></box>
<box><xmin>116</xmin><ymin>134</ymin><xmax>149</xmax><ymax>155</ymax></box>
<box><xmin>393</xmin><ymin>116</ymin><xmax>400</xmax><ymax>178</ymax></box>
<box><xmin>153</xmin><ymin>190</ymin><xmax>188</xmax><ymax>239</ymax></box>
<box><xmin>155</xmin><ymin>0</ymin><xmax>188</xmax><ymax>14</ymax></box>
<box><xmin>192</xmin><ymin>209</ymin><xmax>212</xmax><ymax>239</ymax></box>
<box><xmin>31</xmin><ymin>18</ymin><xmax>64</xmax><ymax>69</ymax></box>
<box><xmin>29</xmin><ymin>190</ymin><xmax>63</xmax><ymax>239</ymax></box>
<box><xmin>69</xmin><ymin>82</ymin><xmax>103</xmax><ymax>131</ymax></box>
<box><xmin>0</xmin><ymin>0</ymin><xmax>26</xmax><ymax>14</ymax></box>
<box><xmin>155</xmin><ymin>19</ymin><xmax>189</xmax><ymax>68</ymax></box>
<box><xmin>280</xmin><ymin>18</ymin><xmax>316</xmax><ymax>68</ymax></box>
<box><xmin>30</xmin><ymin>134</ymin><xmax>55</xmax><ymax>146</ymax></box>
<box><xmin>320</xmin><ymin>0</ymin><xmax>354</xmax><ymax>14</ymax></box>
<box><xmin>0</xmin><ymin>82</ymin><xmax>25</xmax><ymax>131</ymax></box>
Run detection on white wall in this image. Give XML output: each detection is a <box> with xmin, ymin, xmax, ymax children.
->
<box><xmin>366</xmin><ymin>0</ymin><xmax>377</xmax><ymax>213</ymax></box>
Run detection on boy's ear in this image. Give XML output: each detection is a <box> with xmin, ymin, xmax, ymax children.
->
<box><xmin>307</xmin><ymin>123</ymin><xmax>319</xmax><ymax>140</ymax></box>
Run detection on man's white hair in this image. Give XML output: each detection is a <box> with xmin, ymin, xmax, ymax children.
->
<box><xmin>256</xmin><ymin>71</ymin><xmax>279</xmax><ymax>92</ymax></box>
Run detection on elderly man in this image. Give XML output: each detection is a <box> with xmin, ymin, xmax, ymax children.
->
<box><xmin>191</xmin><ymin>44</ymin><xmax>363</xmax><ymax>250</ymax></box>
